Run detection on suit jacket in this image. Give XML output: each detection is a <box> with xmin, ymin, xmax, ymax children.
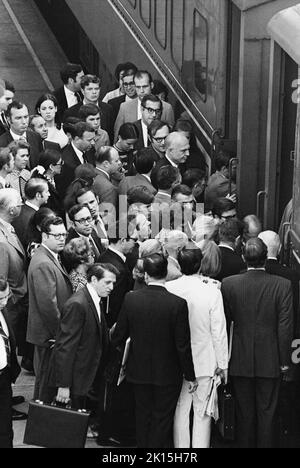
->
<box><xmin>0</xmin><ymin>119</ymin><xmax>8</xmax><ymax>137</ymax></box>
<box><xmin>221</xmin><ymin>270</ymin><xmax>293</xmax><ymax>378</ymax></box>
<box><xmin>27</xmin><ymin>245</ymin><xmax>73</xmax><ymax>347</ymax></box>
<box><xmin>63</xmin><ymin>101</ymin><xmax>114</xmax><ymax>142</ymax></box>
<box><xmin>55</xmin><ymin>144</ymin><xmax>85</xmax><ymax>199</ymax></box>
<box><xmin>43</xmin><ymin>140</ymin><xmax>62</xmax><ymax>153</ymax></box>
<box><xmin>0</xmin><ymin>130</ymin><xmax>43</xmax><ymax>170</ymax></box>
<box><xmin>53</xmin><ymin>86</ymin><xmax>83</xmax><ymax>123</ymax></box>
<box><xmin>266</xmin><ymin>259</ymin><xmax>300</xmax><ymax>333</ymax></box>
<box><xmin>2</xmin><ymin>308</ymin><xmax>21</xmax><ymax>383</ymax></box>
<box><xmin>167</xmin><ymin>275</ymin><xmax>228</xmax><ymax>377</ymax></box>
<box><xmin>113</xmin><ymin>285</ymin><xmax>195</xmax><ymax>385</ymax></box>
<box><xmin>114</xmin><ymin>98</ymin><xmax>175</xmax><ymax>141</ymax></box>
<box><xmin>65</xmin><ymin>227</ymin><xmax>105</xmax><ymax>261</ymax></box>
<box><xmin>12</xmin><ymin>204</ymin><xmax>36</xmax><ymax>250</ymax></box>
<box><xmin>99</xmin><ymin>248</ymin><xmax>134</xmax><ymax>327</ymax></box>
<box><xmin>133</xmin><ymin>120</ymin><xmax>149</xmax><ymax>150</ymax></box>
<box><xmin>93</xmin><ymin>170</ymin><xmax>118</xmax><ymax>208</ymax></box>
<box><xmin>118</xmin><ymin>173</ymin><xmax>156</xmax><ymax>196</ymax></box>
<box><xmin>151</xmin><ymin>156</ymin><xmax>185</xmax><ymax>189</ymax></box>
<box><xmin>0</xmin><ymin>219</ymin><xmax>27</xmax><ymax>303</ymax></box>
<box><xmin>49</xmin><ymin>286</ymin><xmax>109</xmax><ymax>396</ymax></box>
<box><xmin>205</xmin><ymin>172</ymin><xmax>237</xmax><ymax>212</ymax></box>
<box><xmin>215</xmin><ymin>246</ymin><xmax>246</xmax><ymax>282</ymax></box>
<box><xmin>108</xmin><ymin>94</ymin><xmax>126</xmax><ymax>124</ymax></box>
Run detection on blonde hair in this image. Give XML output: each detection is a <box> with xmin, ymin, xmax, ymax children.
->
<box><xmin>200</xmin><ymin>241</ymin><xmax>221</xmax><ymax>278</ymax></box>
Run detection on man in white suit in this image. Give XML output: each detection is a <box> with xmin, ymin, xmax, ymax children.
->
<box><xmin>166</xmin><ymin>247</ymin><xmax>228</xmax><ymax>448</ymax></box>
<box><xmin>114</xmin><ymin>71</ymin><xmax>174</xmax><ymax>140</ymax></box>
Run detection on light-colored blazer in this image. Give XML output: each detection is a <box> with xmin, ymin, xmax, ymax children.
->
<box><xmin>0</xmin><ymin>219</ymin><xmax>27</xmax><ymax>303</ymax></box>
<box><xmin>114</xmin><ymin>97</ymin><xmax>175</xmax><ymax>141</ymax></box>
<box><xmin>166</xmin><ymin>275</ymin><xmax>228</xmax><ymax>377</ymax></box>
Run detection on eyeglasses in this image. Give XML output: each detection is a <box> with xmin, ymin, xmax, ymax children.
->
<box><xmin>74</xmin><ymin>216</ymin><xmax>93</xmax><ymax>225</ymax></box>
<box><xmin>123</xmin><ymin>82</ymin><xmax>135</xmax><ymax>88</ymax></box>
<box><xmin>152</xmin><ymin>136</ymin><xmax>167</xmax><ymax>144</ymax></box>
<box><xmin>47</xmin><ymin>233</ymin><xmax>67</xmax><ymax>240</ymax></box>
<box><xmin>142</xmin><ymin>107</ymin><xmax>162</xmax><ymax>116</ymax></box>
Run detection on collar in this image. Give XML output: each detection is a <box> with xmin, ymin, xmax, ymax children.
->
<box><xmin>71</xmin><ymin>142</ymin><xmax>83</xmax><ymax>160</ymax></box>
<box><xmin>267</xmin><ymin>257</ymin><xmax>278</xmax><ymax>261</ymax></box>
<box><xmin>156</xmin><ymin>191</ymin><xmax>171</xmax><ymax>198</ymax></box>
<box><xmin>108</xmin><ymin>246</ymin><xmax>126</xmax><ymax>263</ymax></box>
<box><xmin>165</xmin><ymin>154</ymin><xmax>178</xmax><ymax>167</ymax></box>
<box><xmin>247</xmin><ymin>268</ymin><xmax>265</xmax><ymax>272</ymax></box>
<box><xmin>41</xmin><ymin>243</ymin><xmax>59</xmax><ymax>261</ymax></box>
<box><xmin>219</xmin><ymin>243</ymin><xmax>234</xmax><ymax>252</ymax></box>
<box><xmin>141</xmin><ymin>174</ymin><xmax>151</xmax><ymax>182</ymax></box>
<box><xmin>96</xmin><ymin>167</ymin><xmax>110</xmax><ymax>180</ymax></box>
<box><xmin>25</xmin><ymin>201</ymin><xmax>39</xmax><ymax>212</ymax></box>
<box><xmin>0</xmin><ymin>217</ymin><xmax>14</xmax><ymax>233</ymax></box>
<box><xmin>64</xmin><ymin>85</ymin><xmax>76</xmax><ymax>98</ymax></box>
<box><xmin>86</xmin><ymin>283</ymin><xmax>101</xmax><ymax>319</ymax></box>
<box><xmin>10</xmin><ymin>129</ymin><xmax>26</xmax><ymax>141</ymax></box>
<box><xmin>148</xmin><ymin>282</ymin><xmax>166</xmax><ymax>288</ymax></box>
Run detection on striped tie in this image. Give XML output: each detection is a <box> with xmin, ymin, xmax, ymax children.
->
<box><xmin>0</xmin><ymin>322</ymin><xmax>10</xmax><ymax>367</ymax></box>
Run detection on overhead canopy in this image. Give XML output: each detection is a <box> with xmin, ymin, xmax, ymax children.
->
<box><xmin>268</xmin><ymin>4</ymin><xmax>300</xmax><ymax>65</ymax></box>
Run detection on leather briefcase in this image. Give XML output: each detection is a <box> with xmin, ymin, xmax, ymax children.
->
<box><xmin>216</xmin><ymin>385</ymin><xmax>235</xmax><ymax>441</ymax></box>
<box><xmin>23</xmin><ymin>400</ymin><xmax>90</xmax><ymax>448</ymax></box>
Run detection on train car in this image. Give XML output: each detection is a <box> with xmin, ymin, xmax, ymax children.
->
<box><xmin>34</xmin><ymin>0</ymin><xmax>298</xmax><ymax>225</ymax></box>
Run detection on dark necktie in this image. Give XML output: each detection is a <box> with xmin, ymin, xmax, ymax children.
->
<box><xmin>0</xmin><ymin>112</ymin><xmax>8</xmax><ymax>129</ymax></box>
<box><xmin>0</xmin><ymin>320</ymin><xmax>11</xmax><ymax>367</ymax></box>
<box><xmin>75</xmin><ymin>92</ymin><xmax>82</xmax><ymax>104</ymax></box>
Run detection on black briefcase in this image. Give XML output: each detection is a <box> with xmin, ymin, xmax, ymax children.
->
<box><xmin>216</xmin><ymin>385</ymin><xmax>235</xmax><ymax>441</ymax></box>
<box><xmin>23</xmin><ymin>400</ymin><xmax>90</xmax><ymax>448</ymax></box>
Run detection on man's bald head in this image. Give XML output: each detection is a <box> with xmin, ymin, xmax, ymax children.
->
<box><xmin>258</xmin><ymin>230</ymin><xmax>281</xmax><ymax>258</ymax></box>
<box><xmin>243</xmin><ymin>214</ymin><xmax>262</xmax><ymax>242</ymax></box>
<box><xmin>165</xmin><ymin>132</ymin><xmax>190</xmax><ymax>165</ymax></box>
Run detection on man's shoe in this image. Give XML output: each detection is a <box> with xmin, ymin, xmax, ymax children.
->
<box><xmin>12</xmin><ymin>409</ymin><xmax>27</xmax><ymax>421</ymax></box>
<box><xmin>12</xmin><ymin>396</ymin><xmax>25</xmax><ymax>406</ymax></box>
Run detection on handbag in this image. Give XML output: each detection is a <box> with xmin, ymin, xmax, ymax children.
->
<box><xmin>23</xmin><ymin>400</ymin><xmax>90</xmax><ymax>448</ymax></box>
<box><xmin>216</xmin><ymin>384</ymin><xmax>235</xmax><ymax>441</ymax></box>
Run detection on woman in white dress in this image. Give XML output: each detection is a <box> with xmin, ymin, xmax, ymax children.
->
<box><xmin>35</xmin><ymin>93</ymin><xmax>68</xmax><ymax>149</ymax></box>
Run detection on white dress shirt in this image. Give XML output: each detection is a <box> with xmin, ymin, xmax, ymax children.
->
<box><xmin>10</xmin><ymin>129</ymin><xmax>27</xmax><ymax>141</ymax></box>
<box><xmin>25</xmin><ymin>201</ymin><xmax>39</xmax><ymax>212</ymax></box>
<box><xmin>86</xmin><ymin>283</ymin><xmax>101</xmax><ymax>322</ymax></box>
<box><xmin>64</xmin><ymin>85</ymin><xmax>79</xmax><ymax>108</ymax></box>
<box><xmin>137</xmin><ymin>100</ymin><xmax>142</xmax><ymax>120</ymax></box>
<box><xmin>102</xmin><ymin>88</ymin><xmax>123</xmax><ymax>104</ymax></box>
<box><xmin>0</xmin><ymin>311</ymin><xmax>9</xmax><ymax>370</ymax></box>
<box><xmin>141</xmin><ymin>120</ymin><xmax>149</xmax><ymax>147</ymax></box>
<box><xmin>71</xmin><ymin>142</ymin><xmax>84</xmax><ymax>164</ymax></box>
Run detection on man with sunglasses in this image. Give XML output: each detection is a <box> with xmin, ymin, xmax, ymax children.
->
<box><xmin>27</xmin><ymin>217</ymin><xmax>72</xmax><ymax>402</ymax></box>
<box><xmin>133</xmin><ymin>94</ymin><xmax>162</xmax><ymax>151</ymax></box>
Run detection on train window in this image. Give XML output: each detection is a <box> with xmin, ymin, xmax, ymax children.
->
<box><xmin>193</xmin><ymin>9</ymin><xmax>208</xmax><ymax>101</ymax></box>
<box><xmin>127</xmin><ymin>0</ymin><xmax>137</xmax><ymax>8</ymax></box>
<box><xmin>139</xmin><ymin>0</ymin><xmax>151</xmax><ymax>28</ymax></box>
<box><xmin>154</xmin><ymin>0</ymin><xmax>167</xmax><ymax>49</ymax></box>
<box><xmin>170</xmin><ymin>0</ymin><xmax>184</xmax><ymax>71</ymax></box>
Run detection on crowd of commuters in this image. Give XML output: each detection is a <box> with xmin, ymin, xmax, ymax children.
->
<box><xmin>0</xmin><ymin>63</ymin><xmax>297</xmax><ymax>449</ymax></box>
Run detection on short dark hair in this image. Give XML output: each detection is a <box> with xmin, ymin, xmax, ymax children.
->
<box><xmin>157</xmin><ymin>166</ymin><xmax>180</xmax><ymax>191</ymax></box>
<box><xmin>0</xmin><ymin>278</ymin><xmax>9</xmax><ymax>292</ymax></box>
<box><xmin>78</xmin><ymin>104</ymin><xmax>100</xmax><ymax>120</ymax></box>
<box><xmin>182</xmin><ymin>168</ymin><xmax>206</xmax><ymax>188</ymax></box>
<box><xmin>40</xmin><ymin>216</ymin><xmax>65</xmax><ymax>234</ymax></box>
<box><xmin>119</xmin><ymin>123</ymin><xmax>139</xmax><ymax>140</ymax></box>
<box><xmin>215</xmin><ymin>151</ymin><xmax>233</xmax><ymax>171</ymax></box>
<box><xmin>7</xmin><ymin>101</ymin><xmax>27</xmax><ymax>119</ymax></box>
<box><xmin>178</xmin><ymin>247</ymin><xmax>203</xmax><ymax>275</ymax></box>
<box><xmin>172</xmin><ymin>184</ymin><xmax>193</xmax><ymax>200</ymax></box>
<box><xmin>127</xmin><ymin>186</ymin><xmax>154</xmax><ymax>205</ymax></box>
<box><xmin>37</xmin><ymin>149</ymin><xmax>61</xmax><ymax>170</ymax></box>
<box><xmin>212</xmin><ymin>198</ymin><xmax>235</xmax><ymax>218</ymax></box>
<box><xmin>95</xmin><ymin>146</ymin><xmax>114</xmax><ymax>165</ymax></box>
<box><xmin>134</xmin><ymin>149</ymin><xmax>155</xmax><ymax>174</ymax></box>
<box><xmin>219</xmin><ymin>219</ymin><xmax>243</xmax><ymax>244</ymax></box>
<box><xmin>60</xmin><ymin>63</ymin><xmax>83</xmax><ymax>84</ymax></box>
<box><xmin>174</xmin><ymin>119</ymin><xmax>193</xmax><ymax>134</ymax></box>
<box><xmin>74</xmin><ymin>163</ymin><xmax>96</xmax><ymax>185</ymax></box>
<box><xmin>24</xmin><ymin>178</ymin><xmax>48</xmax><ymax>200</ymax></box>
<box><xmin>143</xmin><ymin>253</ymin><xmax>168</xmax><ymax>280</ymax></box>
<box><xmin>141</xmin><ymin>94</ymin><xmax>162</xmax><ymax>109</ymax></box>
<box><xmin>87</xmin><ymin>263</ymin><xmax>119</xmax><ymax>282</ymax></box>
<box><xmin>68</xmin><ymin>121</ymin><xmax>95</xmax><ymax>140</ymax></box>
<box><xmin>0</xmin><ymin>147</ymin><xmax>12</xmax><ymax>170</ymax></box>
<box><xmin>4</xmin><ymin>80</ymin><xmax>15</xmax><ymax>93</ymax></box>
<box><xmin>148</xmin><ymin>120</ymin><xmax>170</xmax><ymax>139</ymax></box>
<box><xmin>243</xmin><ymin>238</ymin><xmax>267</xmax><ymax>268</ymax></box>
<box><xmin>68</xmin><ymin>204</ymin><xmax>91</xmax><ymax>222</ymax></box>
<box><xmin>122</xmin><ymin>62</ymin><xmax>138</xmax><ymax>76</ymax></box>
<box><xmin>152</xmin><ymin>80</ymin><xmax>168</xmax><ymax>100</ymax></box>
<box><xmin>81</xmin><ymin>75</ymin><xmax>101</xmax><ymax>90</ymax></box>
<box><xmin>134</xmin><ymin>70</ymin><xmax>153</xmax><ymax>84</ymax></box>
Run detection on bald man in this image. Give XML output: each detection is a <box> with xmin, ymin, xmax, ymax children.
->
<box><xmin>151</xmin><ymin>132</ymin><xmax>190</xmax><ymax>189</ymax></box>
<box><xmin>259</xmin><ymin>230</ymin><xmax>299</xmax><ymax>333</ymax></box>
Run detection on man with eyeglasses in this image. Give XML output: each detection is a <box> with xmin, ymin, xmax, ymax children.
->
<box><xmin>132</xmin><ymin>94</ymin><xmax>162</xmax><ymax>151</ymax></box>
<box><xmin>27</xmin><ymin>217</ymin><xmax>72</xmax><ymax>402</ymax></box>
<box><xmin>114</xmin><ymin>70</ymin><xmax>174</xmax><ymax>141</ymax></box>
<box><xmin>108</xmin><ymin>68</ymin><xmax>138</xmax><ymax>124</ymax></box>
<box><xmin>66</xmin><ymin>205</ymin><xmax>105</xmax><ymax>263</ymax></box>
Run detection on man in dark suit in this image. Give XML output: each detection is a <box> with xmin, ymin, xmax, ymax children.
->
<box><xmin>27</xmin><ymin>217</ymin><xmax>73</xmax><ymax>402</ymax></box>
<box><xmin>259</xmin><ymin>230</ymin><xmax>300</xmax><ymax>332</ymax></box>
<box><xmin>118</xmin><ymin>148</ymin><xmax>156</xmax><ymax>196</ymax></box>
<box><xmin>64</xmin><ymin>75</ymin><xmax>114</xmax><ymax>142</ymax></box>
<box><xmin>53</xmin><ymin>63</ymin><xmax>84</xmax><ymax>123</ymax></box>
<box><xmin>215</xmin><ymin>218</ymin><xmax>245</xmax><ymax>281</ymax></box>
<box><xmin>12</xmin><ymin>178</ymin><xmax>50</xmax><ymax>250</ymax></box>
<box><xmin>205</xmin><ymin>151</ymin><xmax>237</xmax><ymax>212</ymax></box>
<box><xmin>133</xmin><ymin>94</ymin><xmax>163</xmax><ymax>151</ymax></box>
<box><xmin>51</xmin><ymin>264</ymin><xmax>117</xmax><ymax>410</ymax></box>
<box><xmin>99</xmin><ymin>224</ymin><xmax>135</xmax><ymax>328</ymax></box>
<box><xmin>0</xmin><ymin>102</ymin><xmax>43</xmax><ymax>170</ymax></box>
<box><xmin>93</xmin><ymin>146</ymin><xmax>122</xmax><ymax>213</ymax></box>
<box><xmin>0</xmin><ymin>279</ymin><xmax>21</xmax><ymax>448</ymax></box>
<box><xmin>151</xmin><ymin>132</ymin><xmax>190</xmax><ymax>189</ymax></box>
<box><xmin>29</xmin><ymin>115</ymin><xmax>61</xmax><ymax>153</ymax></box>
<box><xmin>55</xmin><ymin>122</ymin><xmax>96</xmax><ymax>199</ymax></box>
<box><xmin>0</xmin><ymin>80</ymin><xmax>15</xmax><ymax>137</ymax></box>
<box><xmin>113</xmin><ymin>254</ymin><xmax>197</xmax><ymax>448</ymax></box>
<box><xmin>221</xmin><ymin>238</ymin><xmax>293</xmax><ymax>448</ymax></box>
